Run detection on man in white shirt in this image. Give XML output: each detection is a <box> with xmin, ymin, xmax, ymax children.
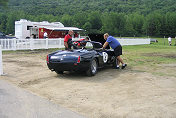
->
<box><xmin>168</xmin><ymin>37</ymin><xmax>172</xmax><ymax>46</ymax></box>
<box><xmin>44</xmin><ymin>32</ymin><xmax>48</xmax><ymax>39</ymax></box>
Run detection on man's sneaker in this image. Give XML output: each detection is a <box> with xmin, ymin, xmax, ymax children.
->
<box><xmin>114</xmin><ymin>65</ymin><xmax>120</xmax><ymax>69</ymax></box>
<box><xmin>122</xmin><ymin>64</ymin><xmax>127</xmax><ymax>69</ymax></box>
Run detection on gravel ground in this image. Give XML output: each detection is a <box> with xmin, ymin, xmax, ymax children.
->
<box><xmin>1</xmin><ymin>50</ymin><xmax>176</xmax><ymax>118</ymax></box>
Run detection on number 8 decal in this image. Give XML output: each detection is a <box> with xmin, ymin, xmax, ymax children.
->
<box><xmin>102</xmin><ymin>52</ymin><xmax>108</xmax><ymax>63</ymax></box>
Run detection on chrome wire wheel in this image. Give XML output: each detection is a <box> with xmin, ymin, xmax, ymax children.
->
<box><xmin>91</xmin><ymin>59</ymin><xmax>97</xmax><ymax>74</ymax></box>
<box><xmin>86</xmin><ymin>58</ymin><xmax>98</xmax><ymax>76</ymax></box>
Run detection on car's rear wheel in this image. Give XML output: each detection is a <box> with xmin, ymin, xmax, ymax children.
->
<box><xmin>86</xmin><ymin>58</ymin><xmax>97</xmax><ymax>76</ymax></box>
<box><xmin>55</xmin><ymin>71</ymin><xmax>64</xmax><ymax>74</ymax></box>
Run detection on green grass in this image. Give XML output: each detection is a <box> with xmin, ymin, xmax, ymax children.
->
<box><xmin>123</xmin><ymin>38</ymin><xmax>176</xmax><ymax>67</ymax></box>
<box><xmin>120</xmin><ymin>38</ymin><xmax>176</xmax><ymax>77</ymax></box>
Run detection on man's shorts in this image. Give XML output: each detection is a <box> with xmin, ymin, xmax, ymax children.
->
<box><xmin>114</xmin><ymin>45</ymin><xmax>122</xmax><ymax>56</ymax></box>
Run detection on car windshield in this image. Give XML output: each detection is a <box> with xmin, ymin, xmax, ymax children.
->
<box><xmin>73</xmin><ymin>40</ymin><xmax>103</xmax><ymax>50</ymax></box>
<box><xmin>84</xmin><ymin>41</ymin><xmax>102</xmax><ymax>49</ymax></box>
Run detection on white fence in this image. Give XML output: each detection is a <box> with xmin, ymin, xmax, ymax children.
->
<box><xmin>117</xmin><ymin>38</ymin><xmax>150</xmax><ymax>46</ymax></box>
<box><xmin>0</xmin><ymin>38</ymin><xmax>150</xmax><ymax>51</ymax></box>
<box><xmin>0</xmin><ymin>38</ymin><xmax>65</xmax><ymax>51</ymax></box>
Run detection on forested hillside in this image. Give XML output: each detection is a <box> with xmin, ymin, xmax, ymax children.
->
<box><xmin>6</xmin><ymin>0</ymin><xmax>176</xmax><ymax>15</ymax></box>
<box><xmin>0</xmin><ymin>0</ymin><xmax>176</xmax><ymax>37</ymax></box>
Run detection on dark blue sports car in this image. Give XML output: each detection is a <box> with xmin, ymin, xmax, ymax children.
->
<box><xmin>46</xmin><ymin>40</ymin><xmax>118</xmax><ymax>76</ymax></box>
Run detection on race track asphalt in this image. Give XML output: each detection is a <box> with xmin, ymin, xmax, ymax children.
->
<box><xmin>0</xmin><ymin>79</ymin><xmax>85</xmax><ymax>118</ymax></box>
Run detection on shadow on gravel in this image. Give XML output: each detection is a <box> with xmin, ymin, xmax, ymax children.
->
<box><xmin>55</xmin><ymin>66</ymin><xmax>129</xmax><ymax>83</ymax></box>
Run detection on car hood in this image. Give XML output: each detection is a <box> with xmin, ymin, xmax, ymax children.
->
<box><xmin>88</xmin><ymin>33</ymin><xmax>110</xmax><ymax>49</ymax></box>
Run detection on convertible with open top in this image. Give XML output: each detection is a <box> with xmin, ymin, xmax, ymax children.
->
<box><xmin>46</xmin><ymin>35</ymin><xmax>118</xmax><ymax>76</ymax></box>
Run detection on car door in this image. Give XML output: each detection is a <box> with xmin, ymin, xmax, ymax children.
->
<box><xmin>95</xmin><ymin>50</ymin><xmax>109</xmax><ymax>67</ymax></box>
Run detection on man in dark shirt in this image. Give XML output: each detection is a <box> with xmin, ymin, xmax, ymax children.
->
<box><xmin>102</xmin><ymin>33</ymin><xmax>127</xmax><ymax>69</ymax></box>
<box><xmin>64</xmin><ymin>30</ymin><xmax>74</xmax><ymax>50</ymax></box>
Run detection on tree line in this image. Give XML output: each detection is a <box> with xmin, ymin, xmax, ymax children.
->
<box><xmin>0</xmin><ymin>0</ymin><xmax>8</xmax><ymax>6</ymax></box>
<box><xmin>0</xmin><ymin>11</ymin><xmax>176</xmax><ymax>37</ymax></box>
<box><xmin>1</xmin><ymin>0</ymin><xmax>176</xmax><ymax>37</ymax></box>
<box><xmin>5</xmin><ymin>0</ymin><xmax>176</xmax><ymax>16</ymax></box>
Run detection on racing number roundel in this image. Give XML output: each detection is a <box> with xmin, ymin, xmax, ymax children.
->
<box><xmin>102</xmin><ymin>52</ymin><xmax>108</xmax><ymax>63</ymax></box>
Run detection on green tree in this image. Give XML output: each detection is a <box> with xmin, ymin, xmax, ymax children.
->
<box><xmin>72</xmin><ymin>12</ymin><xmax>88</xmax><ymax>28</ymax></box>
<box><xmin>102</xmin><ymin>12</ymin><xmax>125</xmax><ymax>36</ymax></box>
<box><xmin>124</xmin><ymin>15</ymin><xmax>136</xmax><ymax>37</ymax></box>
<box><xmin>0</xmin><ymin>13</ymin><xmax>7</xmax><ymax>33</ymax></box>
<box><xmin>165</xmin><ymin>12</ymin><xmax>176</xmax><ymax>37</ymax></box>
<box><xmin>83</xmin><ymin>22</ymin><xmax>92</xmax><ymax>35</ymax></box>
<box><xmin>0</xmin><ymin>0</ymin><xmax>8</xmax><ymax>6</ymax></box>
<box><xmin>88</xmin><ymin>11</ymin><xmax>102</xmax><ymax>33</ymax></box>
<box><xmin>132</xmin><ymin>13</ymin><xmax>144</xmax><ymax>36</ymax></box>
<box><xmin>60</xmin><ymin>14</ymin><xmax>73</xmax><ymax>27</ymax></box>
<box><xmin>6</xmin><ymin>13</ymin><xmax>16</xmax><ymax>34</ymax></box>
<box><xmin>143</xmin><ymin>12</ymin><xmax>162</xmax><ymax>37</ymax></box>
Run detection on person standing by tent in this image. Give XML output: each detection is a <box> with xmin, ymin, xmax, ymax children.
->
<box><xmin>44</xmin><ymin>32</ymin><xmax>48</xmax><ymax>39</ymax></box>
<box><xmin>102</xmin><ymin>33</ymin><xmax>127</xmax><ymax>69</ymax></box>
<box><xmin>64</xmin><ymin>30</ymin><xmax>74</xmax><ymax>50</ymax></box>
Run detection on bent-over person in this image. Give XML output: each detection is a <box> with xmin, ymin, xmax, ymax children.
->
<box><xmin>103</xmin><ymin>33</ymin><xmax>127</xmax><ymax>69</ymax></box>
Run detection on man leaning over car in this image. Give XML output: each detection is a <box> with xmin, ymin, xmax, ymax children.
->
<box><xmin>102</xmin><ymin>33</ymin><xmax>127</xmax><ymax>69</ymax></box>
<box><xmin>64</xmin><ymin>30</ymin><xmax>74</xmax><ymax>50</ymax></box>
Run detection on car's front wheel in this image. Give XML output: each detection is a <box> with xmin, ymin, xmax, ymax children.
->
<box><xmin>86</xmin><ymin>58</ymin><xmax>98</xmax><ymax>76</ymax></box>
<box><xmin>55</xmin><ymin>71</ymin><xmax>64</xmax><ymax>74</ymax></box>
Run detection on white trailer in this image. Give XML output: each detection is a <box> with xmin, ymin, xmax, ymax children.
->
<box><xmin>15</xmin><ymin>19</ymin><xmax>65</xmax><ymax>39</ymax></box>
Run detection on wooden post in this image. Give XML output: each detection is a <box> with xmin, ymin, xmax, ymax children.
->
<box><xmin>45</xmin><ymin>38</ymin><xmax>48</xmax><ymax>49</ymax></box>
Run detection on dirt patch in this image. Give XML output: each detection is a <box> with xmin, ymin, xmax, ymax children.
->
<box><xmin>1</xmin><ymin>51</ymin><xmax>176</xmax><ymax>118</ymax></box>
<box><xmin>4</xmin><ymin>59</ymin><xmax>41</xmax><ymax>67</ymax></box>
<box><xmin>142</xmin><ymin>53</ymin><xmax>176</xmax><ymax>59</ymax></box>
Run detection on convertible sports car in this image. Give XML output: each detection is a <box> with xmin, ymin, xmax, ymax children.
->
<box><xmin>46</xmin><ymin>36</ymin><xmax>118</xmax><ymax>76</ymax></box>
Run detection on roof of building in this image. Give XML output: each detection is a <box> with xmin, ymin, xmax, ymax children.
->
<box><xmin>45</xmin><ymin>27</ymin><xmax>83</xmax><ymax>31</ymax></box>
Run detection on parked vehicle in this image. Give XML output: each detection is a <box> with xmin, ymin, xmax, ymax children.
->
<box><xmin>150</xmin><ymin>38</ymin><xmax>158</xmax><ymax>43</ymax></box>
<box><xmin>46</xmin><ymin>41</ymin><xmax>118</xmax><ymax>76</ymax></box>
<box><xmin>0</xmin><ymin>31</ymin><xmax>16</xmax><ymax>39</ymax></box>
